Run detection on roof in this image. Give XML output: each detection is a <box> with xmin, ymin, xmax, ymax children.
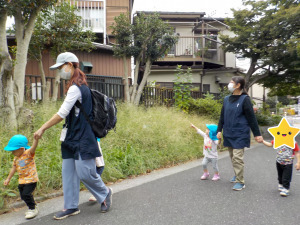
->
<box><xmin>92</xmin><ymin>42</ymin><xmax>113</xmax><ymax>51</ymax></box>
<box><xmin>136</xmin><ymin>11</ymin><xmax>206</xmax><ymax>19</ymax></box>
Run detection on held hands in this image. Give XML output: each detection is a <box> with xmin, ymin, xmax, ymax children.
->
<box><xmin>34</xmin><ymin>128</ymin><xmax>45</xmax><ymax>140</ymax></box>
<box><xmin>255</xmin><ymin>136</ymin><xmax>263</xmax><ymax>143</ymax></box>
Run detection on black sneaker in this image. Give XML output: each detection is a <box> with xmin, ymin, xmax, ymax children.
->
<box><xmin>53</xmin><ymin>208</ymin><xmax>80</xmax><ymax>220</ymax></box>
<box><xmin>101</xmin><ymin>188</ymin><xmax>112</xmax><ymax>213</ymax></box>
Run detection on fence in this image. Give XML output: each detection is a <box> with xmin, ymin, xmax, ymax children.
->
<box><xmin>24</xmin><ymin>74</ymin><xmax>124</xmax><ymax>102</ymax></box>
<box><xmin>140</xmin><ymin>86</ymin><xmax>219</xmax><ymax>107</ymax></box>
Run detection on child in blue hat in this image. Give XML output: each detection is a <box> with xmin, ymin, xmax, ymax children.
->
<box><xmin>3</xmin><ymin>135</ymin><xmax>39</xmax><ymax>219</ymax></box>
<box><xmin>191</xmin><ymin>123</ymin><xmax>220</xmax><ymax>181</ymax></box>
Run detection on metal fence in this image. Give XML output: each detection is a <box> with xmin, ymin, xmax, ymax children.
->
<box><xmin>24</xmin><ymin>74</ymin><xmax>124</xmax><ymax>102</ymax></box>
<box><xmin>140</xmin><ymin>86</ymin><xmax>219</xmax><ymax>107</ymax></box>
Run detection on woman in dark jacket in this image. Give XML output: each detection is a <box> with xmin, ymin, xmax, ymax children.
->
<box><xmin>217</xmin><ymin>76</ymin><xmax>263</xmax><ymax>191</ymax></box>
<box><xmin>34</xmin><ymin>52</ymin><xmax>112</xmax><ymax>219</ymax></box>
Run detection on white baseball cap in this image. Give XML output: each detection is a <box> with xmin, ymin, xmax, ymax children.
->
<box><xmin>49</xmin><ymin>52</ymin><xmax>79</xmax><ymax>70</ymax></box>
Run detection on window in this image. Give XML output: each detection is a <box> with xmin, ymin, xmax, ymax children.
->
<box><xmin>203</xmin><ymin>84</ymin><xmax>210</xmax><ymax>93</ymax></box>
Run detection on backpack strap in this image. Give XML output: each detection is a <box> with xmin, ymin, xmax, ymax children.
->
<box><xmin>75</xmin><ymin>100</ymin><xmax>93</xmax><ymax>126</ymax></box>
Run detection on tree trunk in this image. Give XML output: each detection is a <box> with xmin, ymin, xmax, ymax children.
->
<box><xmin>133</xmin><ymin>59</ymin><xmax>151</xmax><ymax>105</ymax></box>
<box><xmin>123</xmin><ymin>56</ymin><xmax>130</xmax><ymax>102</ymax></box>
<box><xmin>52</xmin><ymin>71</ymin><xmax>60</xmax><ymax>101</ymax></box>
<box><xmin>0</xmin><ymin>12</ymin><xmax>17</xmax><ymax>128</ymax></box>
<box><xmin>244</xmin><ymin>58</ymin><xmax>257</xmax><ymax>91</ymax></box>
<box><xmin>130</xmin><ymin>57</ymin><xmax>141</xmax><ymax>103</ymax></box>
<box><xmin>37</xmin><ymin>53</ymin><xmax>50</xmax><ymax>102</ymax></box>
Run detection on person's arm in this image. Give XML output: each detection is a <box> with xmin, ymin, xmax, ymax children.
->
<box><xmin>243</xmin><ymin>96</ymin><xmax>263</xmax><ymax>143</ymax></box>
<box><xmin>29</xmin><ymin>137</ymin><xmax>39</xmax><ymax>155</ymax></box>
<box><xmin>217</xmin><ymin>103</ymin><xmax>225</xmax><ymax>139</ymax></box>
<box><xmin>262</xmin><ymin>140</ymin><xmax>273</xmax><ymax>147</ymax></box>
<box><xmin>190</xmin><ymin>123</ymin><xmax>206</xmax><ymax>137</ymax></box>
<box><xmin>34</xmin><ymin>114</ymin><xmax>63</xmax><ymax>139</ymax></box>
<box><xmin>295</xmin><ymin>152</ymin><xmax>300</xmax><ymax>170</ymax></box>
<box><xmin>4</xmin><ymin>165</ymin><xmax>16</xmax><ymax>186</ymax></box>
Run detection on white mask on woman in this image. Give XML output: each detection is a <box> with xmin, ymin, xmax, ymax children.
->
<box><xmin>227</xmin><ymin>83</ymin><xmax>236</xmax><ymax>93</ymax></box>
<box><xmin>59</xmin><ymin>64</ymin><xmax>72</xmax><ymax>80</ymax></box>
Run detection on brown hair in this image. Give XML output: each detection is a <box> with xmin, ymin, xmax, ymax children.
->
<box><xmin>231</xmin><ymin>76</ymin><xmax>248</xmax><ymax>95</ymax></box>
<box><xmin>66</xmin><ymin>62</ymin><xmax>88</xmax><ymax>91</ymax></box>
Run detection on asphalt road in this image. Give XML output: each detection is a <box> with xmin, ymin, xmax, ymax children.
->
<box><xmin>3</xmin><ymin>144</ymin><xmax>300</xmax><ymax>225</ymax></box>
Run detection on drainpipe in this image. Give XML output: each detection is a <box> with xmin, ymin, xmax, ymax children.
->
<box><xmin>103</xmin><ymin>0</ymin><xmax>106</xmax><ymax>45</ymax></box>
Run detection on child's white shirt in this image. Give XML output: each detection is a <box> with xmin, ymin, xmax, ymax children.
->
<box><xmin>196</xmin><ymin>128</ymin><xmax>219</xmax><ymax>159</ymax></box>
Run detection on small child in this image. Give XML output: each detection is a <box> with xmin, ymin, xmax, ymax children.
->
<box><xmin>89</xmin><ymin>138</ymin><xmax>105</xmax><ymax>202</ymax></box>
<box><xmin>263</xmin><ymin>140</ymin><xmax>300</xmax><ymax>196</ymax></box>
<box><xmin>191</xmin><ymin>123</ymin><xmax>220</xmax><ymax>181</ymax></box>
<box><xmin>3</xmin><ymin>134</ymin><xmax>39</xmax><ymax>219</ymax></box>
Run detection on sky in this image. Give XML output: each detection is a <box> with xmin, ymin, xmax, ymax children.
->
<box><xmin>133</xmin><ymin>0</ymin><xmax>245</xmax><ymax>18</ymax></box>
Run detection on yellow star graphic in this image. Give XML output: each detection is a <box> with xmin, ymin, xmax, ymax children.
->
<box><xmin>268</xmin><ymin>117</ymin><xmax>300</xmax><ymax>149</ymax></box>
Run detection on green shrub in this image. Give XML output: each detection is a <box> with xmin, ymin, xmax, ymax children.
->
<box><xmin>188</xmin><ymin>95</ymin><xmax>222</xmax><ymax>119</ymax></box>
<box><xmin>255</xmin><ymin>113</ymin><xmax>282</xmax><ymax>126</ymax></box>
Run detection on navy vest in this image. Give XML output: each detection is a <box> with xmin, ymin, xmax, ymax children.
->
<box><xmin>61</xmin><ymin>84</ymin><xmax>100</xmax><ymax>160</ymax></box>
<box><xmin>222</xmin><ymin>95</ymin><xmax>251</xmax><ymax>149</ymax></box>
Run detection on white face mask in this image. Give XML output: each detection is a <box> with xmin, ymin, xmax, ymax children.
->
<box><xmin>59</xmin><ymin>64</ymin><xmax>72</xmax><ymax>80</ymax></box>
<box><xmin>228</xmin><ymin>83</ymin><xmax>236</xmax><ymax>93</ymax></box>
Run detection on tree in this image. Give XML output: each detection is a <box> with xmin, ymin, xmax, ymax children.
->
<box><xmin>28</xmin><ymin>1</ymin><xmax>96</xmax><ymax>102</ymax></box>
<box><xmin>111</xmin><ymin>13</ymin><xmax>178</xmax><ymax>105</ymax></box>
<box><xmin>0</xmin><ymin>0</ymin><xmax>57</xmax><ymax>128</ymax></box>
<box><xmin>220</xmin><ymin>0</ymin><xmax>300</xmax><ymax>92</ymax></box>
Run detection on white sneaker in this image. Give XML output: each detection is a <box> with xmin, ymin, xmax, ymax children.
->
<box><xmin>278</xmin><ymin>184</ymin><xmax>284</xmax><ymax>191</ymax></box>
<box><xmin>89</xmin><ymin>196</ymin><xmax>97</xmax><ymax>202</ymax></box>
<box><xmin>280</xmin><ymin>188</ymin><xmax>290</xmax><ymax>197</ymax></box>
<box><xmin>25</xmin><ymin>208</ymin><xmax>38</xmax><ymax>219</ymax></box>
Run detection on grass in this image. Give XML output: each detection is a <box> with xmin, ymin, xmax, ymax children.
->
<box><xmin>0</xmin><ymin>102</ymin><xmax>218</xmax><ymax>210</ymax></box>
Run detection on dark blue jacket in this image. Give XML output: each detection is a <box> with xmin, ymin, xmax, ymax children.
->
<box><xmin>61</xmin><ymin>84</ymin><xmax>100</xmax><ymax>160</ymax></box>
<box><xmin>222</xmin><ymin>95</ymin><xmax>251</xmax><ymax>149</ymax></box>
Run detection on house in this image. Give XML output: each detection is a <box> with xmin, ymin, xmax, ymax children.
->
<box><xmin>22</xmin><ymin>0</ymin><xmax>133</xmax><ymax>100</ymax></box>
<box><xmin>136</xmin><ymin>11</ymin><xmax>239</xmax><ymax>96</ymax></box>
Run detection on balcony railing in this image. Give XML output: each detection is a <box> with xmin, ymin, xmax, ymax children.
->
<box><xmin>164</xmin><ymin>36</ymin><xmax>225</xmax><ymax>65</ymax></box>
<box><xmin>72</xmin><ymin>0</ymin><xmax>105</xmax><ymax>33</ymax></box>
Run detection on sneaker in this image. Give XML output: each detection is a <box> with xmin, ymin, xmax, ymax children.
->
<box><xmin>89</xmin><ymin>196</ymin><xmax>97</xmax><ymax>202</ymax></box>
<box><xmin>212</xmin><ymin>174</ymin><xmax>220</xmax><ymax>181</ymax></box>
<box><xmin>53</xmin><ymin>208</ymin><xmax>80</xmax><ymax>220</ymax></box>
<box><xmin>25</xmin><ymin>208</ymin><xmax>38</xmax><ymax>219</ymax></box>
<box><xmin>278</xmin><ymin>184</ymin><xmax>284</xmax><ymax>192</ymax></box>
<box><xmin>101</xmin><ymin>188</ymin><xmax>113</xmax><ymax>213</ymax></box>
<box><xmin>230</xmin><ymin>176</ymin><xmax>236</xmax><ymax>183</ymax></box>
<box><xmin>232</xmin><ymin>182</ymin><xmax>245</xmax><ymax>191</ymax></box>
<box><xmin>280</xmin><ymin>188</ymin><xmax>289</xmax><ymax>197</ymax></box>
<box><xmin>201</xmin><ymin>172</ymin><xmax>209</xmax><ymax>180</ymax></box>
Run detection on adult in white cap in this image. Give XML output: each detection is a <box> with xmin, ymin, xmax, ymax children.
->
<box><xmin>34</xmin><ymin>52</ymin><xmax>112</xmax><ymax>220</ymax></box>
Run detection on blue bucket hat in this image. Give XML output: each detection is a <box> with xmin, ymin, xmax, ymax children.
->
<box><xmin>206</xmin><ymin>124</ymin><xmax>218</xmax><ymax>141</ymax></box>
<box><xmin>4</xmin><ymin>135</ymin><xmax>31</xmax><ymax>151</ymax></box>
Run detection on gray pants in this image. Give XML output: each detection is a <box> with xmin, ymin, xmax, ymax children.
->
<box><xmin>202</xmin><ymin>157</ymin><xmax>219</xmax><ymax>173</ymax></box>
<box><xmin>62</xmin><ymin>154</ymin><xmax>108</xmax><ymax>209</ymax></box>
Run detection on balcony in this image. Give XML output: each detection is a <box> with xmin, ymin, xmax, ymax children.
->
<box><xmin>160</xmin><ymin>36</ymin><xmax>225</xmax><ymax>66</ymax></box>
<box><xmin>73</xmin><ymin>0</ymin><xmax>105</xmax><ymax>33</ymax></box>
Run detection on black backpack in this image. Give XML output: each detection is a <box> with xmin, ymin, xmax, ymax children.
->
<box><xmin>76</xmin><ymin>89</ymin><xmax>117</xmax><ymax>138</ymax></box>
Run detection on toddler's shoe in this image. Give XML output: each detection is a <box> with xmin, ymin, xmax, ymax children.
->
<box><xmin>280</xmin><ymin>188</ymin><xmax>289</xmax><ymax>197</ymax></box>
<box><xmin>201</xmin><ymin>172</ymin><xmax>209</xmax><ymax>180</ymax></box>
<box><xmin>212</xmin><ymin>174</ymin><xmax>220</xmax><ymax>181</ymax></box>
<box><xmin>25</xmin><ymin>207</ymin><xmax>38</xmax><ymax>219</ymax></box>
<box><xmin>278</xmin><ymin>184</ymin><xmax>284</xmax><ymax>192</ymax></box>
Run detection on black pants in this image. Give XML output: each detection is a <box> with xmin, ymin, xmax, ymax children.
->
<box><xmin>18</xmin><ymin>182</ymin><xmax>37</xmax><ymax>210</ymax></box>
<box><xmin>276</xmin><ymin>162</ymin><xmax>293</xmax><ymax>189</ymax></box>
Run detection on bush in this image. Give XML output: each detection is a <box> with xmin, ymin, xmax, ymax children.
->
<box><xmin>188</xmin><ymin>95</ymin><xmax>222</xmax><ymax>119</ymax></box>
<box><xmin>255</xmin><ymin>113</ymin><xmax>282</xmax><ymax>126</ymax></box>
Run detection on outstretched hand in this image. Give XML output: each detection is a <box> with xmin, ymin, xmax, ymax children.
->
<box><xmin>190</xmin><ymin>123</ymin><xmax>196</xmax><ymax>129</ymax></box>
